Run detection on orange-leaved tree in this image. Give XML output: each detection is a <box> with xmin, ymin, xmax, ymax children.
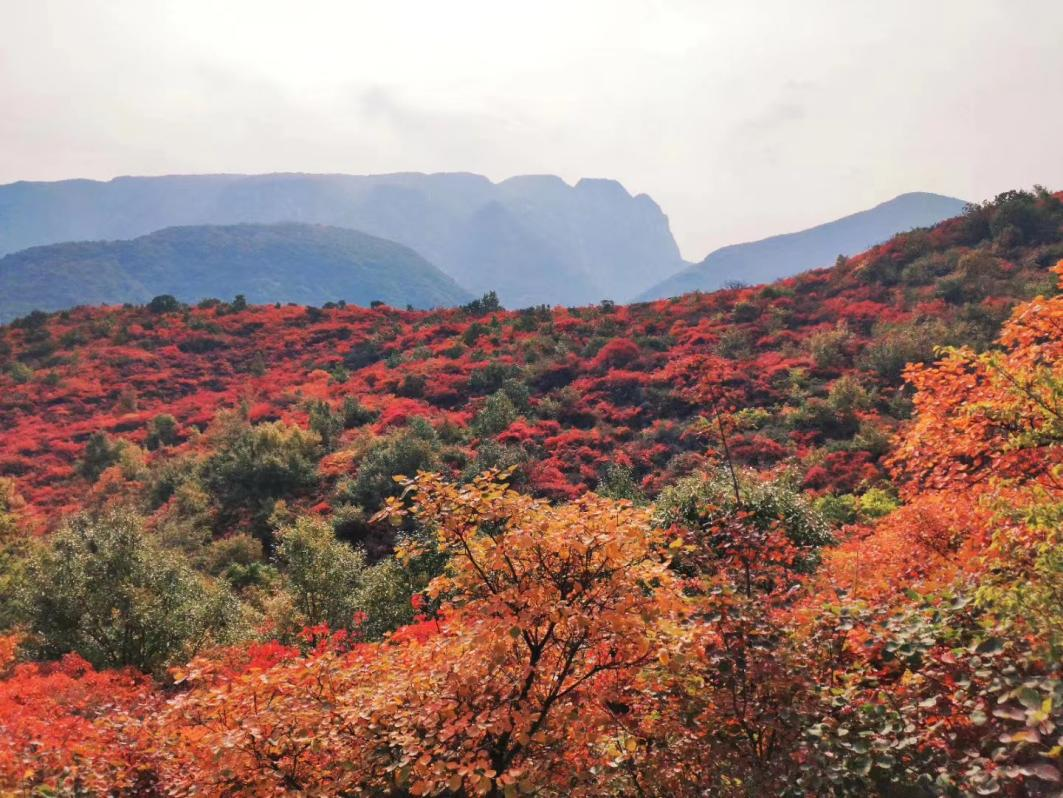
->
<box><xmin>156</xmin><ymin>470</ymin><xmax>684</xmax><ymax>796</ymax></box>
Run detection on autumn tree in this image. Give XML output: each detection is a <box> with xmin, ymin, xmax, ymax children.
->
<box><xmin>159</xmin><ymin>472</ymin><xmax>683</xmax><ymax>796</ymax></box>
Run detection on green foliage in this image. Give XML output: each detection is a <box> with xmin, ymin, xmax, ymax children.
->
<box><xmin>145</xmin><ymin>413</ymin><xmax>180</xmax><ymax>450</ymax></box>
<box><xmin>203</xmin><ymin>420</ymin><xmax>320</xmax><ymax>531</ymax></box>
<box><xmin>826</xmin><ymin>374</ymin><xmax>872</xmax><ymax>417</ymax></box>
<box><xmin>596</xmin><ymin>462</ymin><xmax>645</xmax><ymax>504</ymax></box>
<box><xmin>5</xmin><ymin>361</ymin><xmax>33</xmax><ymax>384</ymax></box>
<box><xmin>275</xmin><ymin>516</ymin><xmax>368</xmax><ymax>632</ymax></box>
<box><xmin>77</xmin><ymin>431</ymin><xmax>128</xmax><ymax>481</ymax></box>
<box><xmin>461</xmin><ymin>291</ymin><xmax>502</xmax><ymax>316</ymax></box>
<box><xmin>815</xmin><ymin>488</ymin><xmax>899</xmax><ymax>527</ymax></box>
<box><xmin>716</xmin><ymin>327</ymin><xmax>753</xmax><ymax>359</ymax></box>
<box><xmin>807</xmin><ymin>323</ymin><xmax>853</xmax><ymax>369</ymax></box>
<box><xmin>0</xmin><ymin>479</ymin><xmax>28</xmax><ymax>630</ymax></box>
<box><xmin>471</xmin><ymin>390</ymin><xmax>519</xmax><ymax>438</ymax></box>
<box><xmin>468</xmin><ymin>361</ymin><xmax>522</xmax><ymax>394</ymax></box>
<box><xmin>341</xmin><ymin>395</ymin><xmax>378</xmax><ymax>427</ymax></box>
<box><xmin>147</xmin><ymin>294</ymin><xmax>181</xmax><ymax>314</ymax></box>
<box><xmin>274</xmin><ymin>515</ymin><xmax>430</xmax><ymax>639</ymax></box>
<box><xmin>348</xmin><ymin>419</ymin><xmax>441</xmax><ymax>513</ymax></box>
<box><xmin>656</xmin><ymin>469</ymin><xmax>832</xmax><ymax>554</ymax></box>
<box><xmin>461</xmin><ymin>441</ymin><xmax>529</xmax><ymax>487</ymax></box>
<box><xmin>16</xmin><ymin>511</ymin><xmax>239</xmax><ymax>673</ymax></box>
<box><xmin>307</xmin><ymin>400</ymin><xmax>343</xmax><ymax>450</ymax></box>
<box><xmin>814</xmin><ymin>493</ymin><xmax>858</xmax><ymax>526</ymax></box>
<box><xmin>857</xmin><ymin>487</ymin><xmax>899</xmax><ymax>520</ymax></box>
<box><xmin>354</xmin><ymin>558</ymin><xmax>421</xmax><ymax>640</ymax></box>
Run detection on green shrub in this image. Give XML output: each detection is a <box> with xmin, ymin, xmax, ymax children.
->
<box><xmin>77</xmin><ymin>431</ymin><xmax>129</xmax><ymax>481</ymax></box>
<box><xmin>349</xmin><ymin>420</ymin><xmax>441</xmax><ymax>513</ymax></box>
<box><xmin>276</xmin><ymin>516</ymin><xmax>367</xmax><ymax>632</ymax></box>
<box><xmin>147</xmin><ymin>294</ymin><xmax>181</xmax><ymax>313</ymax></box>
<box><xmin>341</xmin><ymin>396</ymin><xmax>378</xmax><ymax>427</ymax></box>
<box><xmin>204</xmin><ymin>421</ymin><xmax>320</xmax><ymax>530</ymax></box>
<box><xmin>308</xmin><ymin>400</ymin><xmax>343</xmax><ymax>450</ymax></box>
<box><xmin>17</xmin><ymin>511</ymin><xmax>239</xmax><ymax>672</ymax></box>
<box><xmin>471</xmin><ymin>391</ymin><xmax>519</xmax><ymax>438</ymax></box>
<box><xmin>145</xmin><ymin>414</ymin><xmax>180</xmax><ymax>450</ymax></box>
<box><xmin>655</xmin><ymin>469</ymin><xmax>832</xmax><ymax>566</ymax></box>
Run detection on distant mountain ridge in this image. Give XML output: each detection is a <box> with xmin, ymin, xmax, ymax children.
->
<box><xmin>0</xmin><ymin>223</ymin><xmax>471</xmax><ymax>322</ymax></box>
<box><xmin>0</xmin><ymin>172</ymin><xmax>686</xmax><ymax>307</ymax></box>
<box><xmin>638</xmin><ymin>192</ymin><xmax>969</xmax><ymax>300</ymax></box>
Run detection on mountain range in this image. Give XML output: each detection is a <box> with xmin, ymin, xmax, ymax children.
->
<box><xmin>637</xmin><ymin>192</ymin><xmax>969</xmax><ymax>300</ymax></box>
<box><xmin>0</xmin><ymin>173</ymin><xmax>969</xmax><ymax>314</ymax></box>
<box><xmin>0</xmin><ymin>223</ymin><xmax>469</xmax><ymax>322</ymax></box>
<box><xmin>0</xmin><ymin>172</ymin><xmax>684</xmax><ymax>308</ymax></box>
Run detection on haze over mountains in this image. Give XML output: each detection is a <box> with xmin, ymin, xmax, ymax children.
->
<box><xmin>0</xmin><ymin>224</ymin><xmax>470</xmax><ymax>322</ymax></box>
<box><xmin>0</xmin><ymin>173</ymin><xmax>969</xmax><ymax>316</ymax></box>
<box><xmin>638</xmin><ymin>192</ymin><xmax>969</xmax><ymax>300</ymax></box>
<box><xmin>0</xmin><ymin>172</ymin><xmax>685</xmax><ymax>308</ymax></box>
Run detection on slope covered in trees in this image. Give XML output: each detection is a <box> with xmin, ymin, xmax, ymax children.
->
<box><xmin>0</xmin><ymin>223</ymin><xmax>472</xmax><ymax>322</ymax></box>
<box><xmin>0</xmin><ymin>188</ymin><xmax>1060</xmax><ymax>796</ymax></box>
<box><xmin>640</xmin><ymin>191</ymin><xmax>968</xmax><ymax>299</ymax></box>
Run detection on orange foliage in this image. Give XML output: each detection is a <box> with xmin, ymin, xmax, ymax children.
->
<box><xmin>891</xmin><ymin>261</ymin><xmax>1063</xmax><ymax>495</ymax></box>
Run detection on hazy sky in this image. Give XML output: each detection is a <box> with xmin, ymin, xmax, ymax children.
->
<box><xmin>2</xmin><ymin>0</ymin><xmax>1062</xmax><ymax>259</ymax></box>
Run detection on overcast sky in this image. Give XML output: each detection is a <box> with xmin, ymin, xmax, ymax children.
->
<box><xmin>2</xmin><ymin>0</ymin><xmax>1062</xmax><ymax>259</ymax></box>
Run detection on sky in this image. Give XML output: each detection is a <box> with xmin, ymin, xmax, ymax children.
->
<box><xmin>2</xmin><ymin>0</ymin><xmax>1062</xmax><ymax>260</ymax></box>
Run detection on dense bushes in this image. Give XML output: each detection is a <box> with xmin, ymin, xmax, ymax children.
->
<box><xmin>203</xmin><ymin>420</ymin><xmax>320</xmax><ymax>531</ymax></box>
<box><xmin>16</xmin><ymin>511</ymin><xmax>239</xmax><ymax>673</ymax></box>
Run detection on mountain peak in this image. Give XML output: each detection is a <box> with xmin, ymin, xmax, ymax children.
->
<box><xmin>638</xmin><ymin>191</ymin><xmax>969</xmax><ymax>300</ymax></box>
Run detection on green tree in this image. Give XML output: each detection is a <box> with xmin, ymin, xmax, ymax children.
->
<box><xmin>145</xmin><ymin>413</ymin><xmax>180</xmax><ymax>450</ymax></box>
<box><xmin>147</xmin><ymin>294</ymin><xmax>181</xmax><ymax>313</ymax></box>
<box><xmin>17</xmin><ymin>511</ymin><xmax>239</xmax><ymax>672</ymax></box>
<box><xmin>655</xmin><ymin>469</ymin><xmax>832</xmax><ymax>568</ymax></box>
<box><xmin>77</xmin><ymin>431</ymin><xmax>127</xmax><ymax>481</ymax></box>
<box><xmin>349</xmin><ymin>419</ymin><xmax>441</xmax><ymax>513</ymax></box>
<box><xmin>471</xmin><ymin>390</ymin><xmax>518</xmax><ymax>437</ymax></box>
<box><xmin>308</xmin><ymin>400</ymin><xmax>343</xmax><ymax>451</ymax></box>
<box><xmin>276</xmin><ymin>516</ymin><xmax>367</xmax><ymax>632</ymax></box>
<box><xmin>204</xmin><ymin>421</ymin><xmax>320</xmax><ymax>532</ymax></box>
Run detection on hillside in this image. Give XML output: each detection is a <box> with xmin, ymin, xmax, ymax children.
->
<box><xmin>0</xmin><ymin>187</ymin><xmax>1061</xmax><ymax>796</ymax></box>
<box><xmin>640</xmin><ymin>191</ymin><xmax>968</xmax><ymax>299</ymax></box>
<box><xmin>0</xmin><ymin>223</ymin><xmax>471</xmax><ymax>321</ymax></box>
<box><xmin>1</xmin><ymin>188</ymin><xmax>1058</xmax><ymax>523</ymax></box>
<box><xmin>0</xmin><ymin>172</ymin><xmax>686</xmax><ymax>307</ymax></box>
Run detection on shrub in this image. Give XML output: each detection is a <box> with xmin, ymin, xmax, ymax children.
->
<box><xmin>655</xmin><ymin>469</ymin><xmax>832</xmax><ymax>561</ymax></box>
<box><xmin>807</xmin><ymin>323</ymin><xmax>853</xmax><ymax>369</ymax></box>
<box><xmin>147</xmin><ymin>294</ymin><xmax>181</xmax><ymax>314</ymax></box>
<box><xmin>16</xmin><ymin>511</ymin><xmax>239</xmax><ymax>672</ymax></box>
<box><xmin>471</xmin><ymin>391</ymin><xmax>519</xmax><ymax>438</ymax></box>
<box><xmin>275</xmin><ymin>516</ymin><xmax>367</xmax><ymax>633</ymax></box>
<box><xmin>461</xmin><ymin>291</ymin><xmax>502</xmax><ymax>316</ymax></box>
<box><xmin>307</xmin><ymin>400</ymin><xmax>343</xmax><ymax>450</ymax></box>
<box><xmin>349</xmin><ymin>420</ymin><xmax>441</xmax><ymax>513</ymax></box>
<box><xmin>77</xmin><ymin>431</ymin><xmax>128</xmax><ymax>482</ymax></box>
<box><xmin>204</xmin><ymin>421</ymin><xmax>320</xmax><ymax>530</ymax></box>
<box><xmin>341</xmin><ymin>396</ymin><xmax>378</xmax><ymax>427</ymax></box>
<box><xmin>145</xmin><ymin>414</ymin><xmax>180</xmax><ymax>450</ymax></box>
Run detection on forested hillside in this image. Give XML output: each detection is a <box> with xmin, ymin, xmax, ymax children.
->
<box><xmin>0</xmin><ymin>223</ymin><xmax>471</xmax><ymax>321</ymax></box>
<box><xmin>640</xmin><ymin>192</ymin><xmax>968</xmax><ymax>299</ymax></box>
<box><xmin>0</xmin><ymin>188</ymin><xmax>1060</xmax><ymax>796</ymax></box>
